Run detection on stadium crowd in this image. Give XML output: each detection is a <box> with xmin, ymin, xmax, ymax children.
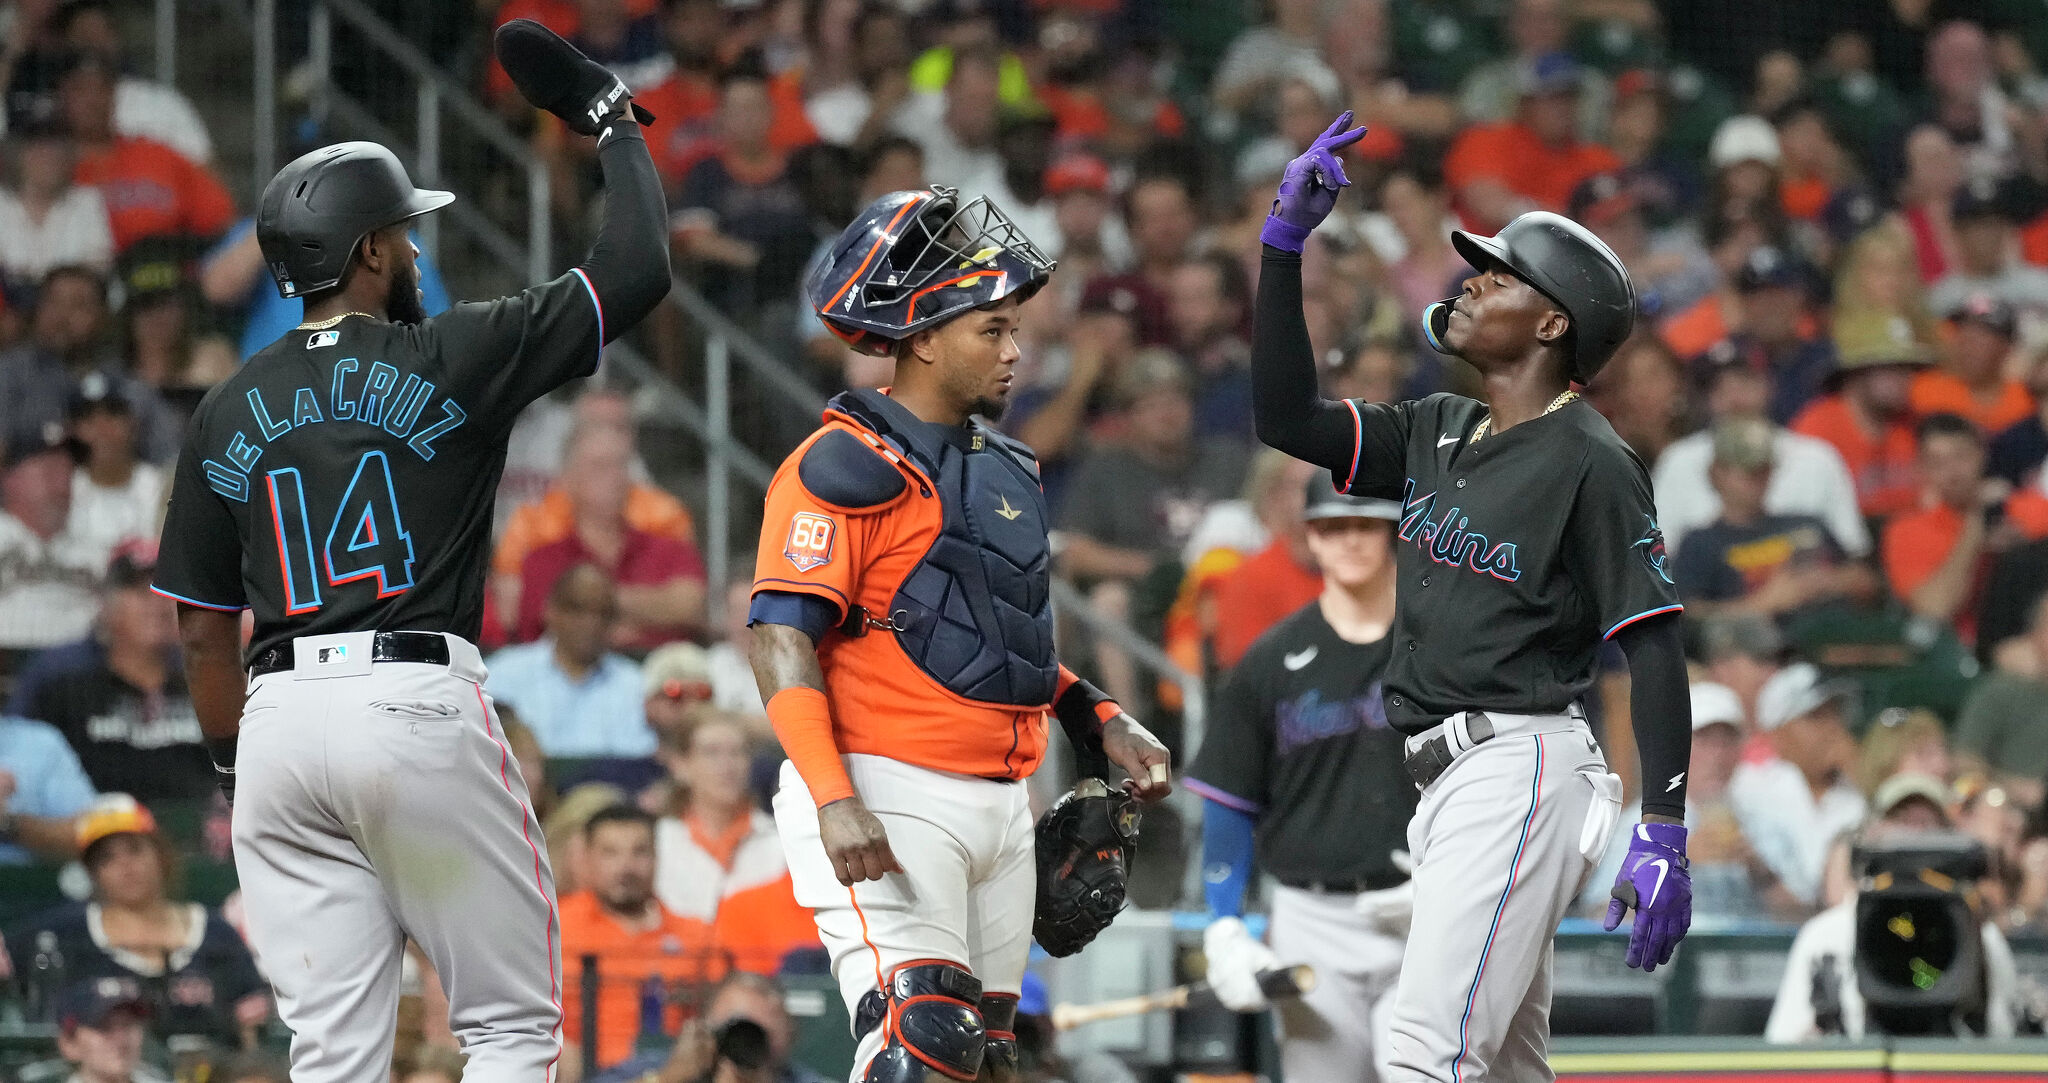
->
<box><xmin>0</xmin><ymin>0</ymin><xmax>2042</xmax><ymax>1075</ymax></box>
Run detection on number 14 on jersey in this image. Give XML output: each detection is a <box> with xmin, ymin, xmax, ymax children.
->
<box><xmin>265</xmin><ymin>451</ymin><xmax>416</xmax><ymax>615</ymax></box>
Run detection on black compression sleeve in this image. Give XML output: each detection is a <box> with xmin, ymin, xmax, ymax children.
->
<box><xmin>577</xmin><ymin>114</ymin><xmax>671</xmax><ymax>341</ymax></box>
<box><xmin>1252</xmin><ymin>246</ymin><xmax>1361</xmax><ymax>470</ymax></box>
<box><xmin>1615</xmin><ymin>612</ymin><xmax>1692</xmax><ymax>819</ymax></box>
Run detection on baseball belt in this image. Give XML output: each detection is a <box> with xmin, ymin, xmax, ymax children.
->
<box><xmin>248</xmin><ymin>631</ymin><xmax>451</xmax><ymax>677</ymax></box>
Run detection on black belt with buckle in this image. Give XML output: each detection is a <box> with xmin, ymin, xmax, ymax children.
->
<box><xmin>249</xmin><ymin>631</ymin><xmax>450</xmax><ymax>677</ymax></box>
<box><xmin>1403</xmin><ymin>712</ymin><xmax>1497</xmax><ymax>790</ymax></box>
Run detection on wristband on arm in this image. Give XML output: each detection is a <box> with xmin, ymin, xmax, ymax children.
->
<box><xmin>1053</xmin><ymin>669</ymin><xmax>1120</xmax><ymax>780</ymax></box>
<box><xmin>766</xmin><ymin>687</ymin><xmax>854</xmax><ymax>806</ymax></box>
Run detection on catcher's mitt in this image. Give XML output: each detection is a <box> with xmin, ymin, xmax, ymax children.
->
<box><xmin>1032</xmin><ymin>779</ymin><xmax>1141</xmax><ymax>957</ymax></box>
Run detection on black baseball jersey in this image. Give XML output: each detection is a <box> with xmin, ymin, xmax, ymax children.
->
<box><xmin>1336</xmin><ymin>393</ymin><xmax>1682</xmax><ymax>734</ymax></box>
<box><xmin>1186</xmin><ymin>601</ymin><xmax>1414</xmax><ymax>888</ymax></box>
<box><xmin>152</xmin><ymin>272</ymin><xmax>604</xmax><ymax>661</ymax></box>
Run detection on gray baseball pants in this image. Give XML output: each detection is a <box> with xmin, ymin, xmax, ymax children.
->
<box><xmin>232</xmin><ymin>631</ymin><xmax>563</xmax><ymax>1083</ymax></box>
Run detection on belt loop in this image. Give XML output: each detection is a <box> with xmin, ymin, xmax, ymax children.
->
<box><xmin>1446</xmin><ymin>712</ymin><xmax>1471</xmax><ymax>755</ymax></box>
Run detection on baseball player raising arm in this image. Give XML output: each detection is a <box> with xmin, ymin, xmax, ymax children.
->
<box><xmin>748</xmin><ymin>186</ymin><xmax>1170</xmax><ymax>1083</ymax></box>
<box><xmin>150</xmin><ymin>23</ymin><xmax>668</xmax><ymax>1083</ymax></box>
<box><xmin>1187</xmin><ymin>476</ymin><xmax>1416</xmax><ymax>1081</ymax></box>
<box><xmin>1250</xmin><ymin>113</ymin><xmax>1694</xmax><ymax>1083</ymax></box>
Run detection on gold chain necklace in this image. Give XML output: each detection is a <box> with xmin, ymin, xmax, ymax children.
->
<box><xmin>1469</xmin><ymin>389</ymin><xmax>1580</xmax><ymax>445</ymax></box>
<box><xmin>297</xmin><ymin>311</ymin><xmax>378</xmax><ymax>331</ymax></box>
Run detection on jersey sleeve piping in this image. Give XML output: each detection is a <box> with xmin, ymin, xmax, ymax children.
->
<box><xmin>1604</xmin><ymin>603</ymin><xmax>1685</xmax><ymax>641</ymax></box>
<box><xmin>753</xmin><ymin>576</ymin><xmax>851</xmax><ymax>618</ymax></box>
<box><xmin>1339</xmin><ymin>398</ymin><xmax>1364</xmax><ymax>494</ymax></box>
<box><xmin>149</xmin><ymin>586</ymin><xmax>246</xmax><ymax>612</ymax></box>
<box><xmin>1184</xmin><ymin>776</ymin><xmax>1263</xmax><ymax>814</ymax></box>
<box><xmin>570</xmin><ymin>267</ymin><xmax>603</xmax><ymax>371</ymax></box>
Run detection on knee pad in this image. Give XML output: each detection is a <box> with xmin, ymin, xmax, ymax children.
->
<box><xmin>977</xmin><ymin>992</ymin><xmax>1018</xmax><ymax>1082</ymax></box>
<box><xmin>856</xmin><ymin>959</ymin><xmax>986</xmax><ymax>1082</ymax></box>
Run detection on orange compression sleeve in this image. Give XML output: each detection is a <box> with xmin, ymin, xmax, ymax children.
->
<box><xmin>767</xmin><ymin>687</ymin><xmax>854</xmax><ymax>806</ymax></box>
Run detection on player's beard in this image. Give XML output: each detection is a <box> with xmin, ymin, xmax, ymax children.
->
<box><xmin>386</xmin><ymin>261</ymin><xmax>428</xmax><ymax>325</ymax></box>
<box><xmin>969</xmin><ymin>394</ymin><xmax>1007</xmax><ymax>422</ymax></box>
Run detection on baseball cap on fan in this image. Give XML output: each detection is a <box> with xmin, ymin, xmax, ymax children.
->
<box><xmin>1755</xmin><ymin>662</ymin><xmax>1855</xmax><ymax>732</ymax></box>
<box><xmin>1689</xmin><ymin>681</ymin><xmax>1745</xmax><ymax>732</ymax></box>
<box><xmin>1303</xmin><ymin>472</ymin><xmax>1400</xmax><ymax>522</ymax></box>
<box><xmin>643</xmin><ymin>642</ymin><xmax>712</xmax><ymax>702</ymax></box>
<box><xmin>55</xmin><ymin>976</ymin><xmax>151</xmax><ymax>1036</ymax></box>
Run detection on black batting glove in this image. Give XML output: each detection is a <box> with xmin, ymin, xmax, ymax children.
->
<box><xmin>494</xmin><ymin>19</ymin><xmax>656</xmax><ymax>137</ymax></box>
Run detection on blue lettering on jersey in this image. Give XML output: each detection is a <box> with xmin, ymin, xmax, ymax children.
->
<box><xmin>330</xmin><ymin>358</ymin><xmax>359</xmax><ymax>419</ymax></box>
<box><xmin>293</xmin><ymin>387</ymin><xmax>324</xmax><ymax>427</ymax></box>
<box><xmin>1398</xmin><ymin>477</ymin><xmax>1522</xmax><ymax>581</ymax></box>
<box><xmin>247</xmin><ymin>388</ymin><xmax>292</xmax><ymax>440</ymax></box>
<box><xmin>407</xmin><ymin>400</ymin><xmax>466</xmax><ymax>461</ymax></box>
<box><xmin>224</xmin><ymin>432</ymin><xmax>263</xmax><ymax>472</ymax></box>
<box><xmin>382</xmin><ymin>374</ymin><xmax>434</xmax><ymax>438</ymax></box>
<box><xmin>357</xmin><ymin>362</ymin><xmax>399</xmax><ymax>427</ymax></box>
<box><xmin>205</xmin><ymin>359</ymin><xmax>469</xmax><ymax>497</ymax></box>
<box><xmin>1274</xmin><ymin>682</ymin><xmax>1388</xmax><ymax>757</ymax></box>
<box><xmin>203</xmin><ymin>459</ymin><xmax>248</xmax><ymax>501</ymax></box>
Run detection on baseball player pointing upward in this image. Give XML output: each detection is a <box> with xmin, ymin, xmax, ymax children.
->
<box><xmin>1251</xmin><ymin>113</ymin><xmax>1695</xmax><ymax>1082</ymax></box>
<box><xmin>151</xmin><ymin>24</ymin><xmax>668</xmax><ymax>1082</ymax></box>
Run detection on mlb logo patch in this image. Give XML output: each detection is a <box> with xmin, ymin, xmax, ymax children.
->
<box><xmin>784</xmin><ymin>512</ymin><xmax>836</xmax><ymax>572</ymax></box>
<box><xmin>307</xmin><ymin>330</ymin><xmax>340</xmax><ymax>349</ymax></box>
<box><xmin>317</xmin><ymin>645</ymin><xmax>349</xmax><ymax>665</ymax></box>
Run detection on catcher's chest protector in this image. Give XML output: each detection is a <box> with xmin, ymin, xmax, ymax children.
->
<box><xmin>833</xmin><ymin>389</ymin><xmax>1057</xmax><ymax>706</ymax></box>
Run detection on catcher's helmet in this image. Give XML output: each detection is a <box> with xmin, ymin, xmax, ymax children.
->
<box><xmin>257</xmin><ymin>142</ymin><xmax>454</xmax><ymax>300</ymax></box>
<box><xmin>807</xmin><ymin>185</ymin><xmax>1054</xmax><ymax>356</ymax></box>
<box><xmin>1420</xmin><ymin>210</ymin><xmax>1637</xmax><ymax>384</ymax></box>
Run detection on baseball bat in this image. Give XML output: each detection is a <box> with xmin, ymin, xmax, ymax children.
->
<box><xmin>1050</xmin><ymin>964</ymin><xmax>1317</xmax><ymax>1031</ymax></box>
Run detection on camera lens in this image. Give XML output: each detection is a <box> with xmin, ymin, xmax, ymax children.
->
<box><xmin>714</xmin><ymin>1018</ymin><xmax>770</xmax><ymax>1070</ymax></box>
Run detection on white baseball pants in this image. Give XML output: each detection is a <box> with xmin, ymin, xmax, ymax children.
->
<box><xmin>1383</xmin><ymin>713</ymin><xmax>1623</xmax><ymax>1083</ymax></box>
<box><xmin>774</xmin><ymin>754</ymin><xmax>1035</xmax><ymax>1082</ymax></box>
<box><xmin>1268</xmin><ymin>884</ymin><xmax>1406</xmax><ymax>1081</ymax></box>
<box><xmin>233</xmin><ymin>631</ymin><xmax>563</xmax><ymax>1083</ymax></box>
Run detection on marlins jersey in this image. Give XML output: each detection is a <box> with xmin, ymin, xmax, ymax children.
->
<box><xmin>1187</xmin><ymin>601</ymin><xmax>1414</xmax><ymax>888</ymax></box>
<box><xmin>1335</xmin><ymin>393</ymin><xmax>1682</xmax><ymax>734</ymax></box>
<box><xmin>152</xmin><ymin>273</ymin><xmax>604</xmax><ymax>661</ymax></box>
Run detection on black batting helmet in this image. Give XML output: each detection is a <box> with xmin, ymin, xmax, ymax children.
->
<box><xmin>257</xmin><ymin>142</ymin><xmax>454</xmax><ymax>300</ymax></box>
<box><xmin>1420</xmin><ymin>211</ymin><xmax>1637</xmax><ymax>384</ymax></box>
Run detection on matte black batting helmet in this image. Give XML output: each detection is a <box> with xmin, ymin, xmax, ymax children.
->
<box><xmin>807</xmin><ymin>185</ymin><xmax>1054</xmax><ymax>356</ymax></box>
<box><xmin>1420</xmin><ymin>211</ymin><xmax>1637</xmax><ymax>384</ymax></box>
<box><xmin>257</xmin><ymin>142</ymin><xmax>454</xmax><ymax>300</ymax></box>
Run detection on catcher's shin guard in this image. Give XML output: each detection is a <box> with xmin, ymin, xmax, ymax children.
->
<box><xmin>854</xmin><ymin>959</ymin><xmax>986</xmax><ymax>1082</ymax></box>
<box><xmin>977</xmin><ymin>992</ymin><xmax>1019</xmax><ymax>1082</ymax></box>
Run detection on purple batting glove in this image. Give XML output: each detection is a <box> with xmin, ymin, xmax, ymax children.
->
<box><xmin>1260</xmin><ymin>110</ymin><xmax>1368</xmax><ymax>253</ymax></box>
<box><xmin>1603</xmin><ymin>822</ymin><xmax>1692</xmax><ymax>972</ymax></box>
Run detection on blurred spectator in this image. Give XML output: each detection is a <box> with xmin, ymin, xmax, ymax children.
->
<box><xmin>1697</xmin><ymin>614</ymin><xmax>1787</xmax><ymax>724</ymax></box>
<box><xmin>486</xmin><ymin>564</ymin><xmax>656</xmax><ymax>758</ymax></box>
<box><xmin>625</xmin><ymin>0</ymin><xmax>723</xmax><ymax>172</ymax></box>
<box><xmin>0</xmin><ymin>703</ymin><xmax>94</xmax><ymax>863</ymax></box>
<box><xmin>14</xmin><ymin>797</ymin><xmax>267</xmax><ymax>1043</ymax></box>
<box><xmin>1588</xmin><ymin>682</ymin><xmax>1793</xmax><ymax>920</ymax></box>
<box><xmin>63</xmin><ymin>374</ymin><xmax>161</xmax><ymax>571</ymax></box>
<box><xmin>9</xmin><ymin>547</ymin><xmax>210</xmax><ymax>800</ymax></box>
<box><xmin>0</xmin><ymin>266</ymin><xmax>178</xmax><ymax>464</ymax></box>
<box><xmin>1379</xmin><ymin>164</ymin><xmax>1462</xmax><ymax>324</ymax></box>
<box><xmin>1836</xmin><ymin>221</ymin><xmax>1940</xmax><ymax>346</ymax></box>
<box><xmin>1168</xmin><ymin>253</ymin><xmax>1253</xmax><ymax>443</ymax></box>
<box><xmin>1916</xmin><ymin>294</ymin><xmax>2032</xmax><ymax>436</ymax></box>
<box><xmin>589</xmin><ymin>971</ymin><xmax>833</xmax><ymax>1083</ymax></box>
<box><xmin>1208</xmin><ymin>0</ymin><xmax>1324</xmax><ymax>119</ymax></box>
<box><xmin>512</xmin><ymin>425</ymin><xmax>706</xmax><ymax>650</ymax></box>
<box><xmin>1765</xmin><ymin>773</ymin><xmax>2024</xmax><ymax>1041</ymax></box>
<box><xmin>1230</xmin><ymin>63</ymin><xmax>1344</xmax><ymax>209</ymax></box>
<box><xmin>1989</xmin><ymin>341</ymin><xmax>2048</xmax><ymax>487</ymax></box>
<box><xmin>1929</xmin><ymin>180</ymin><xmax>2048</xmax><ymax>319</ymax></box>
<box><xmin>1957</xmin><ymin>592</ymin><xmax>2048</xmax><ymax>808</ymax></box>
<box><xmin>497</xmin><ymin>388</ymin><xmax>639</xmax><ymax>538</ymax></box>
<box><xmin>1009</xmin><ymin>285</ymin><xmax>1136</xmax><ymax>478</ymax></box>
<box><xmin>1655</xmin><ymin>353</ymin><xmax>1869</xmax><ymax>560</ymax></box>
<box><xmin>1458</xmin><ymin>0</ymin><xmax>1612</xmax><ymax>140</ymax></box>
<box><xmin>890</xmin><ymin>45</ymin><xmax>1005</xmax><ymax>202</ymax></box>
<box><xmin>1203</xmin><ymin>455</ymin><xmax>1322</xmax><ymax>671</ymax></box>
<box><xmin>0</xmin><ymin>428</ymin><xmax>103</xmax><ymax>656</ymax></box>
<box><xmin>1569</xmin><ymin>172</ymin><xmax>1717</xmax><ymax>323</ymax></box>
<box><xmin>60</xmin><ymin>55</ymin><xmax>230</xmax><ymax>253</ymax></box>
<box><xmin>1692</xmin><ymin>245</ymin><xmax>1833</xmax><ymax>424</ymax></box>
<box><xmin>672</xmin><ymin>60</ymin><xmax>816</xmax><ymax>319</ymax></box>
<box><xmin>1774</xmin><ymin>98</ymin><xmax>1855</xmax><ymax>225</ymax></box>
<box><xmin>494</xmin><ymin>424</ymin><xmax>697</xmax><ymax>627</ymax></box>
<box><xmin>1893</xmin><ymin>124</ymin><xmax>1967</xmax><ymax>282</ymax></box>
<box><xmin>56</xmin><ymin>0</ymin><xmax>212</xmax><ymax>164</ymax></box>
<box><xmin>701</xmin><ymin>579</ymin><xmax>765</xmax><ymax>717</ymax></box>
<box><xmin>1443</xmin><ymin>53</ymin><xmax>1620</xmax><ymax>231</ymax></box>
<box><xmin>0</xmin><ymin>112</ymin><xmax>111</xmax><ymax>289</ymax></box>
<box><xmin>1730</xmin><ymin>663</ymin><xmax>1868</xmax><ymax>908</ymax></box>
<box><xmin>558</xmin><ymin>804</ymin><xmax>721</xmax><ymax>1075</ymax></box>
<box><xmin>499</xmin><ymin>707</ymin><xmax>555</xmax><ymax>823</ymax></box>
<box><xmin>1673</xmin><ymin>419</ymin><xmax>1865</xmax><ymax>623</ymax></box>
<box><xmin>1589</xmin><ymin>335</ymin><xmax>1688</xmax><ymax>463</ymax></box>
<box><xmin>198</xmin><ymin>220</ymin><xmax>451</xmax><ymax>361</ymax></box>
<box><xmin>543</xmin><ymin>782</ymin><xmax>630</xmax><ymax>900</ymax></box>
<box><xmin>1708</xmin><ymin>114</ymin><xmax>1785</xmax><ymax>221</ymax></box>
<box><xmin>640</xmin><ymin>641</ymin><xmax>714</xmax><ymax>750</ymax></box>
<box><xmin>1923</xmin><ymin>20</ymin><xmax>2021</xmax><ymax>186</ymax></box>
<box><xmin>49</xmin><ymin>977</ymin><xmax>155</xmax><ymax>1083</ymax></box>
<box><xmin>570</xmin><ymin>0</ymin><xmax>671</xmax><ymax>91</ymax></box>
<box><xmin>1856</xmin><ymin>707</ymin><xmax>1956</xmax><ymax>795</ymax></box>
<box><xmin>1790</xmin><ymin>312</ymin><xmax>1931</xmax><ymax>520</ymax></box>
<box><xmin>1083</xmin><ymin>174</ymin><xmax>1199</xmax><ymax>347</ymax></box>
<box><xmin>790</xmin><ymin>0</ymin><xmax>908</xmax><ymax>149</ymax></box>
<box><xmin>653</xmin><ymin>712</ymin><xmax>813</xmax><ymax>973</ymax></box>
<box><xmin>113</xmin><ymin>247</ymin><xmax>234</xmax><ymax>394</ymax></box>
<box><xmin>1882</xmin><ymin>413</ymin><xmax>2004</xmax><ymax>642</ymax></box>
<box><xmin>395</xmin><ymin>1046</ymin><xmax>465</xmax><ymax>1083</ymax></box>
<box><xmin>1040</xmin><ymin>152</ymin><xmax>1125</xmax><ymax>303</ymax></box>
